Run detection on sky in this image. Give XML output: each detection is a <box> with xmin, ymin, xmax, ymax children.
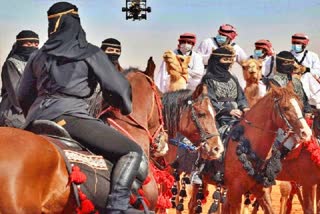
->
<box><xmin>1</xmin><ymin>0</ymin><xmax>320</xmax><ymax>72</ymax></box>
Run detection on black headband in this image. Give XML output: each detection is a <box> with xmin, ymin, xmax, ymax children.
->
<box><xmin>292</xmin><ymin>35</ymin><xmax>308</xmax><ymax>40</ymax></box>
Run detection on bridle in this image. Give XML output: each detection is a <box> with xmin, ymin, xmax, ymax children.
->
<box><xmin>274</xmin><ymin>97</ymin><xmax>304</xmax><ymax>131</ymax></box>
<box><xmin>244</xmin><ymin>97</ymin><xmax>304</xmax><ymax>144</ymax></box>
<box><xmin>187</xmin><ymin>94</ymin><xmax>220</xmax><ymax>150</ymax></box>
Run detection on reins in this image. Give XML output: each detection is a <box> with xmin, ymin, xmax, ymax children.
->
<box><xmin>97</xmin><ymin>72</ymin><xmax>164</xmax><ymax>148</ymax></box>
<box><xmin>187</xmin><ymin>95</ymin><xmax>220</xmax><ymax>150</ymax></box>
<box><xmin>242</xmin><ymin>97</ymin><xmax>303</xmax><ymax>145</ymax></box>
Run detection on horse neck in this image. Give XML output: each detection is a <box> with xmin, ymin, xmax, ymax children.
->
<box><xmin>241</xmin><ymin>95</ymin><xmax>278</xmax><ymax>159</ymax></box>
<box><xmin>245</xmin><ymin>83</ymin><xmax>260</xmax><ymax>107</ymax></box>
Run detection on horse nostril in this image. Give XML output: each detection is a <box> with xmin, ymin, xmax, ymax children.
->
<box><xmin>300</xmin><ymin>130</ymin><xmax>308</xmax><ymax>139</ymax></box>
<box><xmin>300</xmin><ymin>129</ymin><xmax>311</xmax><ymax>141</ymax></box>
<box><xmin>214</xmin><ymin>147</ymin><xmax>220</xmax><ymax>152</ymax></box>
<box><xmin>212</xmin><ymin>146</ymin><xmax>224</xmax><ymax>155</ymax></box>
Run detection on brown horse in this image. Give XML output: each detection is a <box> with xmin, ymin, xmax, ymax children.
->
<box><xmin>97</xmin><ymin>70</ymin><xmax>168</xmax><ymax>210</ymax></box>
<box><xmin>265</xmin><ymin>111</ymin><xmax>320</xmax><ymax>214</ymax></box>
<box><xmin>188</xmin><ymin>82</ymin><xmax>312</xmax><ymax>213</ymax></box>
<box><xmin>160</xmin><ymin>84</ymin><xmax>224</xmax><ymax>212</ymax></box>
<box><xmin>0</xmin><ymin>128</ymin><xmax>75</xmax><ymax>213</ymax></box>
<box><xmin>251</xmin><ymin>112</ymin><xmax>320</xmax><ymax>214</ymax></box>
<box><xmin>98</xmin><ymin>71</ymin><xmax>225</xmax><ymax>212</ymax></box>
<box><xmin>222</xmin><ymin>82</ymin><xmax>312</xmax><ymax>214</ymax></box>
<box><xmin>0</xmin><ymin>69</ymin><xmax>168</xmax><ymax>213</ymax></box>
<box><xmin>162</xmin><ymin>84</ymin><xmax>224</xmax><ymax>164</ymax></box>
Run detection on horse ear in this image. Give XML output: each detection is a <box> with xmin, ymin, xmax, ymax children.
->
<box><xmin>192</xmin><ymin>84</ymin><xmax>207</xmax><ymax>100</ymax></box>
<box><xmin>269</xmin><ymin>81</ymin><xmax>280</xmax><ymax>95</ymax></box>
<box><xmin>241</xmin><ymin>59</ymin><xmax>248</xmax><ymax>67</ymax></box>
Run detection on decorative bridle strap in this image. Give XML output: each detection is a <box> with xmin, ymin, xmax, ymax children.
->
<box><xmin>244</xmin><ymin>97</ymin><xmax>303</xmax><ymax>135</ymax></box>
<box><xmin>187</xmin><ymin>96</ymin><xmax>220</xmax><ymax>147</ymax></box>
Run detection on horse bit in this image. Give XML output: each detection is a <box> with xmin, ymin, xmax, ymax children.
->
<box><xmin>187</xmin><ymin>94</ymin><xmax>220</xmax><ymax>151</ymax></box>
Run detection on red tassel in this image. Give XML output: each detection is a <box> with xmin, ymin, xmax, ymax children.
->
<box><xmin>149</xmin><ymin>163</ymin><xmax>174</xmax><ymax>209</ymax></box>
<box><xmin>69</xmin><ymin>166</ymin><xmax>87</xmax><ymax>185</ymax></box>
<box><xmin>306</xmin><ymin>117</ymin><xmax>313</xmax><ymax>128</ymax></box>
<box><xmin>306</xmin><ymin>137</ymin><xmax>320</xmax><ymax>166</ymax></box>
<box><xmin>129</xmin><ymin>194</ymin><xmax>137</xmax><ymax>206</ymax></box>
<box><xmin>77</xmin><ymin>189</ymin><xmax>98</xmax><ymax>214</ymax></box>
<box><xmin>142</xmin><ymin>176</ymin><xmax>151</xmax><ymax>185</ymax></box>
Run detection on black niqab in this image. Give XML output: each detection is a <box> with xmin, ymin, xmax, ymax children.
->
<box><xmin>202</xmin><ymin>47</ymin><xmax>234</xmax><ymax>82</ymax></box>
<box><xmin>101</xmin><ymin>38</ymin><xmax>121</xmax><ymax>63</ymax></box>
<box><xmin>6</xmin><ymin>30</ymin><xmax>39</xmax><ymax>61</ymax></box>
<box><xmin>276</xmin><ymin>51</ymin><xmax>295</xmax><ymax>80</ymax></box>
<box><xmin>42</xmin><ymin>2</ymin><xmax>99</xmax><ymax>60</ymax></box>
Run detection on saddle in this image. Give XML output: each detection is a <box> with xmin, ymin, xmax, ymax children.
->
<box><xmin>28</xmin><ymin>120</ymin><xmax>151</xmax><ymax>212</ymax></box>
<box><xmin>28</xmin><ymin>120</ymin><xmax>112</xmax><ymax>212</ymax></box>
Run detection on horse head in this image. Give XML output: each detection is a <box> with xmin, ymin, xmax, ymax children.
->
<box><xmin>269</xmin><ymin>81</ymin><xmax>312</xmax><ymax>142</ymax></box>
<box><xmin>180</xmin><ymin>84</ymin><xmax>224</xmax><ymax>160</ymax></box>
<box><xmin>242</xmin><ymin>58</ymin><xmax>263</xmax><ymax>84</ymax></box>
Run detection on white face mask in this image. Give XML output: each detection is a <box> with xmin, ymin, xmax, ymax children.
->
<box><xmin>179</xmin><ymin>43</ymin><xmax>193</xmax><ymax>55</ymax></box>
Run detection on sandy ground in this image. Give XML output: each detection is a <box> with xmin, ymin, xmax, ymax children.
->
<box><xmin>167</xmin><ymin>180</ymin><xmax>303</xmax><ymax>214</ymax></box>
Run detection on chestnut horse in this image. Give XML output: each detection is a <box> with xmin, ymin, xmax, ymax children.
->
<box><xmin>97</xmin><ymin>71</ymin><xmax>224</xmax><ymax>211</ymax></box>
<box><xmin>222</xmin><ymin>82</ymin><xmax>312</xmax><ymax>214</ymax></box>
<box><xmin>0</xmin><ymin>69</ymin><xmax>167</xmax><ymax>213</ymax></box>
<box><xmin>160</xmin><ymin>84</ymin><xmax>224</xmax><ymax>213</ymax></box>
<box><xmin>162</xmin><ymin>84</ymin><xmax>224</xmax><ymax>164</ymax></box>
<box><xmin>188</xmin><ymin>82</ymin><xmax>312</xmax><ymax>213</ymax></box>
<box><xmin>263</xmin><ymin>110</ymin><xmax>320</xmax><ymax>214</ymax></box>
<box><xmin>97</xmin><ymin>70</ymin><xmax>168</xmax><ymax>210</ymax></box>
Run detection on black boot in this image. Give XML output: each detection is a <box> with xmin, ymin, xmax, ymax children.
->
<box><xmin>106</xmin><ymin>152</ymin><xmax>146</xmax><ymax>214</ymax></box>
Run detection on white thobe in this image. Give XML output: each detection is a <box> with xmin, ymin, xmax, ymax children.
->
<box><xmin>291</xmin><ymin>50</ymin><xmax>320</xmax><ymax>109</ymax></box>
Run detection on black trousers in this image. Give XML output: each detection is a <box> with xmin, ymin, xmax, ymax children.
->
<box><xmin>54</xmin><ymin>115</ymin><xmax>143</xmax><ymax>163</ymax></box>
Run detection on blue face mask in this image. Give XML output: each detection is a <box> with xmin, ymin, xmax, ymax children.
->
<box><xmin>254</xmin><ymin>49</ymin><xmax>263</xmax><ymax>58</ymax></box>
<box><xmin>292</xmin><ymin>44</ymin><xmax>303</xmax><ymax>53</ymax></box>
<box><xmin>216</xmin><ymin>35</ymin><xmax>227</xmax><ymax>45</ymax></box>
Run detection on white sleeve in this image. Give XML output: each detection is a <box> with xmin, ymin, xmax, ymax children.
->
<box><xmin>301</xmin><ymin>73</ymin><xmax>320</xmax><ymax>108</ymax></box>
<box><xmin>258</xmin><ymin>81</ymin><xmax>267</xmax><ymax>97</ymax></box>
<box><xmin>310</xmin><ymin>53</ymin><xmax>320</xmax><ymax>77</ymax></box>
<box><xmin>188</xmin><ymin>54</ymin><xmax>205</xmax><ymax>79</ymax></box>
<box><xmin>196</xmin><ymin>40</ymin><xmax>211</xmax><ymax>65</ymax></box>
<box><xmin>154</xmin><ymin>61</ymin><xmax>169</xmax><ymax>93</ymax></box>
<box><xmin>236</xmin><ymin>46</ymin><xmax>249</xmax><ymax>65</ymax></box>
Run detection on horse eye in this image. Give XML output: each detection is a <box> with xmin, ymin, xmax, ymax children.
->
<box><xmin>198</xmin><ymin>113</ymin><xmax>206</xmax><ymax>118</ymax></box>
<box><xmin>282</xmin><ymin>107</ymin><xmax>290</xmax><ymax>111</ymax></box>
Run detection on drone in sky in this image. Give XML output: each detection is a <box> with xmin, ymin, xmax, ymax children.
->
<box><xmin>122</xmin><ymin>0</ymin><xmax>151</xmax><ymax>21</ymax></box>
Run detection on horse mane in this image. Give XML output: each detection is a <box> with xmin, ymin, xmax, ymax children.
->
<box><xmin>162</xmin><ymin>89</ymin><xmax>193</xmax><ymax>137</ymax></box>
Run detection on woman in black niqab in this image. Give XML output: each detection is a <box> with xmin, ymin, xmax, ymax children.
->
<box><xmin>202</xmin><ymin>45</ymin><xmax>235</xmax><ymax>82</ymax></box>
<box><xmin>42</xmin><ymin>2</ymin><xmax>99</xmax><ymax>60</ymax></box>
